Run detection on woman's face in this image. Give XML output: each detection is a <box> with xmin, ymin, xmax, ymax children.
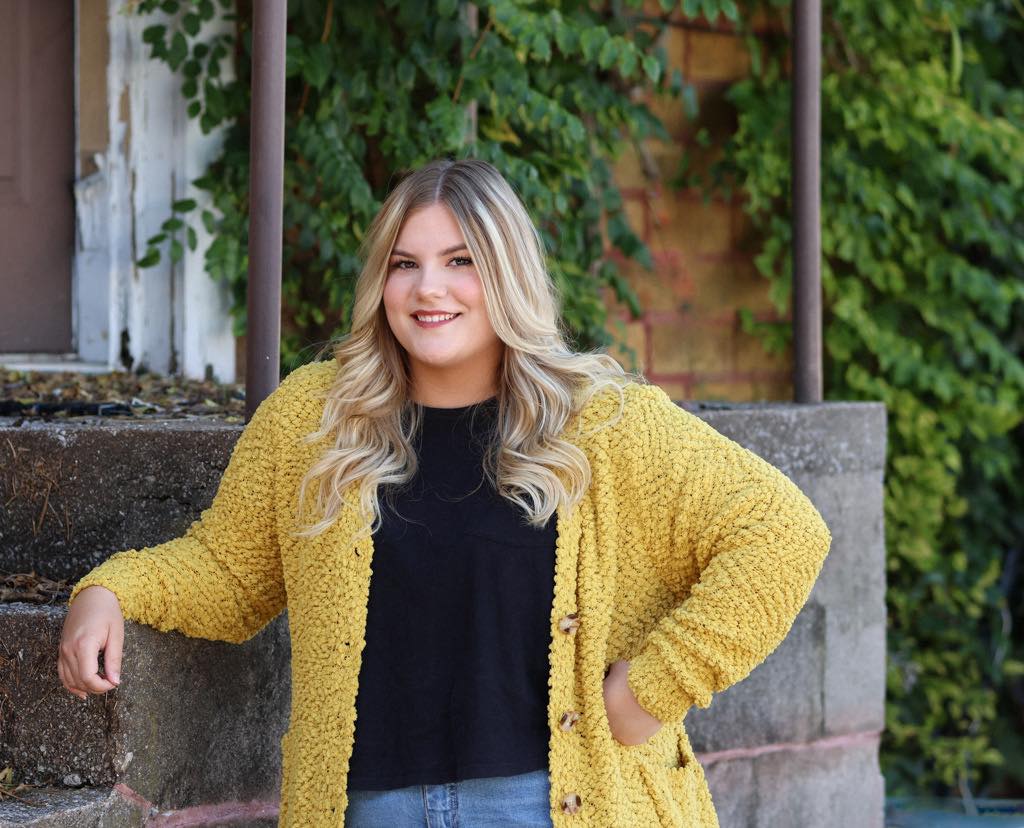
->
<box><xmin>383</xmin><ymin>203</ymin><xmax>505</xmax><ymax>401</ymax></box>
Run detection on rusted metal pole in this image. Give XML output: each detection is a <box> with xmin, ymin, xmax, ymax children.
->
<box><xmin>791</xmin><ymin>0</ymin><xmax>823</xmax><ymax>403</ymax></box>
<box><xmin>245</xmin><ymin>0</ymin><xmax>287</xmax><ymax>421</ymax></box>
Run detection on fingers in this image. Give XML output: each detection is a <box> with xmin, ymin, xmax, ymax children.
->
<box><xmin>57</xmin><ymin>656</ymin><xmax>87</xmax><ymax>700</ymax></box>
<box><xmin>76</xmin><ymin>636</ymin><xmax>119</xmax><ymax>694</ymax></box>
<box><xmin>58</xmin><ymin>633</ymin><xmax>120</xmax><ymax>699</ymax></box>
<box><xmin>59</xmin><ymin>634</ymin><xmax>88</xmax><ymax>698</ymax></box>
<box><xmin>102</xmin><ymin>621</ymin><xmax>123</xmax><ymax>686</ymax></box>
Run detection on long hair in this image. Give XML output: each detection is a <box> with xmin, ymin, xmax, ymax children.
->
<box><xmin>295</xmin><ymin>157</ymin><xmax>644</xmax><ymax>540</ymax></box>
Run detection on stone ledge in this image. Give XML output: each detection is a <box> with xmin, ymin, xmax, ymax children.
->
<box><xmin>685</xmin><ymin>401</ymin><xmax>887</xmax><ymax>476</ymax></box>
<box><xmin>0</xmin><ymin>602</ymin><xmax>289</xmax><ymax>812</ymax></box>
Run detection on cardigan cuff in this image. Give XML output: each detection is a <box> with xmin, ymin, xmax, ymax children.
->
<box><xmin>626</xmin><ymin>637</ymin><xmax>699</xmax><ymax>726</ymax></box>
<box><xmin>68</xmin><ymin>552</ymin><xmax>149</xmax><ymax>622</ymax></box>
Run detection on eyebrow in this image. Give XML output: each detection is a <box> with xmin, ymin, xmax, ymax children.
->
<box><xmin>390</xmin><ymin>244</ymin><xmax>469</xmax><ymax>258</ymax></box>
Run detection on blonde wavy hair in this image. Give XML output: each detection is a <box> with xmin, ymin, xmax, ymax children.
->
<box><xmin>295</xmin><ymin>157</ymin><xmax>645</xmax><ymax>540</ymax></box>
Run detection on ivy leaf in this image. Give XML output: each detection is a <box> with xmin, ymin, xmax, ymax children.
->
<box><xmin>701</xmin><ymin>0</ymin><xmax>721</xmax><ymax>23</ymax></box>
<box><xmin>598</xmin><ymin>38</ymin><xmax>619</xmax><ymax>70</ymax></box>
<box><xmin>142</xmin><ymin>24</ymin><xmax>166</xmax><ymax>46</ymax></box>
<box><xmin>137</xmin><ymin>250</ymin><xmax>161</xmax><ymax>269</ymax></box>
<box><xmin>303</xmin><ymin>43</ymin><xmax>331</xmax><ymax>90</ymax></box>
<box><xmin>396</xmin><ymin>58</ymin><xmax>416</xmax><ymax>90</ymax></box>
<box><xmin>642</xmin><ymin>54</ymin><xmax>661</xmax><ymax>83</ymax></box>
<box><xmin>617</xmin><ymin>45</ymin><xmax>638</xmax><ymax>78</ymax></box>
<box><xmin>553</xmin><ymin>20</ymin><xmax>579</xmax><ymax>55</ymax></box>
<box><xmin>579</xmin><ymin>27</ymin><xmax>607</xmax><ymax>62</ymax></box>
<box><xmin>167</xmin><ymin>32</ymin><xmax>188</xmax><ymax>71</ymax></box>
<box><xmin>531</xmin><ymin>31</ymin><xmax>551</xmax><ymax>63</ymax></box>
<box><xmin>183</xmin><ymin>12</ymin><xmax>201</xmax><ymax>37</ymax></box>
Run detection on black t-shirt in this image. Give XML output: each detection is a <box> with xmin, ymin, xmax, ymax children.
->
<box><xmin>346</xmin><ymin>396</ymin><xmax>558</xmax><ymax>790</ymax></box>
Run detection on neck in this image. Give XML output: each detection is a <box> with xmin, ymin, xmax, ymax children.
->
<box><xmin>408</xmin><ymin>373</ymin><xmax>499</xmax><ymax>408</ymax></box>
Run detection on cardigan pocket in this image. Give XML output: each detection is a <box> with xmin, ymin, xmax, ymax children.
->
<box><xmin>636</xmin><ymin>757</ymin><xmax>702</xmax><ymax>828</ymax></box>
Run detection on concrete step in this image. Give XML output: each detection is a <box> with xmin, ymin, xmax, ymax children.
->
<box><xmin>0</xmin><ymin>785</ymin><xmax>141</xmax><ymax>827</ymax></box>
<box><xmin>0</xmin><ymin>417</ymin><xmax>241</xmax><ymax>584</ymax></box>
<box><xmin>0</xmin><ymin>600</ymin><xmax>288</xmax><ymax>821</ymax></box>
<box><xmin>0</xmin><ymin>784</ymin><xmax>278</xmax><ymax>827</ymax></box>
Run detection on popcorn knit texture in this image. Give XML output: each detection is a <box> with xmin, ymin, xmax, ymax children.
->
<box><xmin>69</xmin><ymin>361</ymin><xmax>833</xmax><ymax>827</ymax></box>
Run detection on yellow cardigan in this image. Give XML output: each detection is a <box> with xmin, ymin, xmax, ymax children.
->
<box><xmin>69</xmin><ymin>360</ymin><xmax>832</xmax><ymax>827</ymax></box>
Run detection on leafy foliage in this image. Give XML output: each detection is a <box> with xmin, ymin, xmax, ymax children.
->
<box><xmin>683</xmin><ymin>0</ymin><xmax>1024</xmax><ymax>796</ymax></box>
<box><xmin>129</xmin><ymin>0</ymin><xmax>705</xmax><ymax>373</ymax></box>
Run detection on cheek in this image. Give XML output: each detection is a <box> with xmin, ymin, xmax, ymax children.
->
<box><xmin>382</xmin><ymin>276</ymin><xmax>399</xmax><ymax>306</ymax></box>
<box><xmin>381</xmin><ymin>283</ymin><xmax>410</xmax><ymax>343</ymax></box>
<box><xmin>459</xmin><ymin>274</ymin><xmax>489</xmax><ymax>315</ymax></box>
<box><xmin>382</xmin><ymin>279</ymin><xmax>406</xmax><ymax>318</ymax></box>
<box><xmin>467</xmin><ymin>294</ymin><xmax>500</xmax><ymax>343</ymax></box>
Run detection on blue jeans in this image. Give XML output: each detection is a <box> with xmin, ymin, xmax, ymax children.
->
<box><xmin>344</xmin><ymin>768</ymin><xmax>553</xmax><ymax>827</ymax></box>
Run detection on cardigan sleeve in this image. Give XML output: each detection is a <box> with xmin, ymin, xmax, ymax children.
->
<box><xmin>67</xmin><ymin>380</ymin><xmax>288</xmax><ymax>645</ymax></box>
<box><xmin>625</xmin><ymin>385</ymin><xmax>833</xmax><ymax>725</ymax></box>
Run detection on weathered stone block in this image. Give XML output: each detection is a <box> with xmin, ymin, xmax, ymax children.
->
<box><xmin>0</xmin><ymin>420</ymin><xmax>241</xmax><ymax>583</ymax></box>
<box><xmin>704</xmin><ymin>737</ymin><xmax>885</xmax><ymax>828</ymax></box>
<box><xmin>0</xmin><ymin>602</ymin><xmax>289</xmax><ymax>811</ymax></box>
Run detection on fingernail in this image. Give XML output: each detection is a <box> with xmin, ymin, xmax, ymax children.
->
<box><xmin>111</xmin><ymin>673</ymin><xmax>120</xmax><ymax>684</ymax></box>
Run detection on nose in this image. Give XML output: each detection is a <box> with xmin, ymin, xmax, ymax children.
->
<box><xmin>414</xmin><ymin>263</ymin><xmax>448</xmax><ymax>299</ymax></box>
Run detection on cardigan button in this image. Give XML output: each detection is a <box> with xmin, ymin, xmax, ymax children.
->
<box><xmin>559</xmin><ymin>710</ymin><xmax>581</xmax><ymax>731</ymax></box>
<box><xmin>561</xmin><ymin>792</ymin><xmax>582</xmax><ymax>814</ymax></box>
<box><xmin>558</xmin><ymin>613</ymin><xmax>580</xmax><ymax>634</ymax></box>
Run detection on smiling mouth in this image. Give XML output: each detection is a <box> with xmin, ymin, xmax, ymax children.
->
<box><xmin>412</xmin><ymin>312</ymin><xmax>461</xmax><ymax>324</ymax></box>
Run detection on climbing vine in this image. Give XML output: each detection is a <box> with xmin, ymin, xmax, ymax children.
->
<box><xmin>128</xmin><ymin>0</ymin><xmax>723</xmax><ymax>373</ymax></box>
<box><xmin>684</xmin><ymin>0</ymin><xmax>1024</xmax><ymax>796</ymax></box>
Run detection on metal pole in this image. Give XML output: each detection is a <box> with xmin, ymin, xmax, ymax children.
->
<box><xmin>245</xmin><ymin>0</ymin><xmax>287</xmax><ymax>421</ymax></box>
<box><xmin>791</xmin><ymin>0</ymin><xmax>823</xmax><ymax>403</ymax></box>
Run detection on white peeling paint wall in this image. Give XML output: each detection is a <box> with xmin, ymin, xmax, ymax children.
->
<box><xmin>74</xmin><ymin>0</ymin><xmax>236</xmax><ymax>382</ymax></box>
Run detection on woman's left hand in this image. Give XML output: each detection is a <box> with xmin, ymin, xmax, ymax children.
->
<box><xmin>602</xmin><ymin>659</ymin><xmax>664</xmax><ymax>746</ymax></box>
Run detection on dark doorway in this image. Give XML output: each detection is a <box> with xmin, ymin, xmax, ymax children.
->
<box><xmin>0</xmin><ymin>0</ymin><xmax>75</xmax><ymax>353</ymax></box>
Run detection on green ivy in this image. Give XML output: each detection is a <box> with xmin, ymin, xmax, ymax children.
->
<box><xmin>684</xmin><ymin>0</ymin><xmax>1024</xmax><ymax>796</ymax></box>
<box><xmin>127</xmin><ymin>0</ymin><xmax>715</xmax><ymax>374</ymax></box>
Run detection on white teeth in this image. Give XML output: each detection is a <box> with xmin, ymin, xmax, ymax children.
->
<box><xmin>415</xmin><ymin>313</ymin><xmax>458</xmax><ymax>322</ymax></box>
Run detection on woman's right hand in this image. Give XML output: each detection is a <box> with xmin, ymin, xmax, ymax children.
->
<box><xmin>59</xmin><ymin>585</ymin><xmax>124</xmax><ymax>699</ymax></box>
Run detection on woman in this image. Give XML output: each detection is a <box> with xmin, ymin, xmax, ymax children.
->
<box><xmin>60</xmin><ymin>157</ymin><xmax>832</xmax><ymax>827</ymax></box>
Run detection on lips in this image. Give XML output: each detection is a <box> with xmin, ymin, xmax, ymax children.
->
<box><xmin>412</xmin><ymin>312</ymin><xmax>461</xmax><ymax>328</ymax></box>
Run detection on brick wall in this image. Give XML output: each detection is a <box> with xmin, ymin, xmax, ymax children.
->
<box><xmin>607</xmin><ymin>6</ymin><xmax>794</xmax><ymax>403</ymax></box>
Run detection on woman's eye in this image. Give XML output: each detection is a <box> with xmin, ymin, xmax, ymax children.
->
<box><xmin>388</xmin><ymin>256</ymin><xmax>472</xmax><ymax>270</ymax></box>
